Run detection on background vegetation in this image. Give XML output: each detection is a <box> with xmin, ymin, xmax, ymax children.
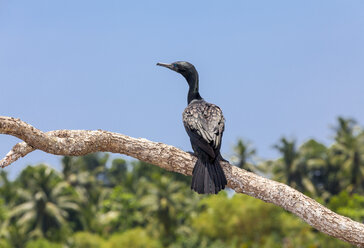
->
<box><xmin>1</xmin><ymin>117</ymin><xmax>363</xmax><ymax>247</ymax></box>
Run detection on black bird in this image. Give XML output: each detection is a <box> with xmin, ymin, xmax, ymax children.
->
<box><xmin>157</xmin><ymin>61</ymin><xmax>227</xmax><ymax>194</ymax></box>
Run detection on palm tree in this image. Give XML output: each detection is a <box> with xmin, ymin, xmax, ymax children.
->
<box><xmin>273</xmin><ymin>138</ymin><xmax>301</xmax><ymax>187</ymax></box>
<box><xmin>231</xmin><ymin>139</ymin><xmax>257</xmax><ymax>172</ymax></box>
<box><xmin>107</xmin><ymin>158</ymin><xmax>128</xmax><ymax>187</ymax></box>
<box><xmin>332</xmin><ymin>117</ymin><xmax>364</xmax><ymax>193</ymax></box>
<box><xmin>9</xmin><ymin>165</ymin><xmax>79</xmax><ymax>241</ymax></box>
<box><xmin>138</xmin><ymin>175</ymin><xmax>200</xmax><ymax>246</ymax></box>
<box><xmin>297</xmin><ymin>139</ymin><xmax>328</xmax><ymax>197</ymax></box>
<box><xmin>324</xmin><ymin>147</ymin><xmax>346</xmax><ymax>197</ymax></box>
<box><xmin>0</xmin><ymin>171</ymin><xmax>15</xmax><ymax>205</ymax></box>
<box><xmin>273</xmin><ymin>138</ymin><xmax>331</xmax><ymax>196</ymax></box>
<box><xmin>61</xmin><ymin>154</ymin><xmax>110</xmax><ymax>232</ymax></box>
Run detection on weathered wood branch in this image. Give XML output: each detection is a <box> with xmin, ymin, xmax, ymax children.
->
<box><xmin>0</xmin><ymin>116</ymin><xmax>363</xmax><ymax>246</ymax></box>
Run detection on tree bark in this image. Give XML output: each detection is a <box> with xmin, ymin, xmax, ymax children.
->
<box><xmin>1</xmin><ymin>116</ymin><xmax>363</xmax><ymax>247</ymax></box>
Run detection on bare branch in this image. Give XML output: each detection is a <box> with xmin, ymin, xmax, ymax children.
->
<box><xmin>1</xmin><ymin>116</ymin><xmax>363</xmax><ymax>247</ymax></box>
<box><xmin>1</xmin><ymin>142</ymin><xmax>34</xmax><ymax>168</ymax></box>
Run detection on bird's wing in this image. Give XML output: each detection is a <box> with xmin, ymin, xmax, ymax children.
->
<box><xmin>183</xmin><ymin>101</ymin><xmax>225</xmax><ymax>157</ymax></box>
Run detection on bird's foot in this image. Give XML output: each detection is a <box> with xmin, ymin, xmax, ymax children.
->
<box><xmin>221</xmin><ymin>158</ymin><xmax>229</xmax><ymax>163</ymax></box>
<box><xmin>187</xmin><ymin>151</ymin><xmax>197</xmax><ymax>157</ymax></box>
<box><xmin>218</xmin><ymin>155</ymin><xmax>229</xmax><ymax>163</ymax></box>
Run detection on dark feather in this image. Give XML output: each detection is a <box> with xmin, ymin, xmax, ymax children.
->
<box><xmin>183</xmin><ymin>99</ymin><xmax>225</xmax><ymax>157</ymax></box>
<box><xmin>183</xmin><ymin>99</ymin><xmax>227</xmax><ymax>194</ymax></box>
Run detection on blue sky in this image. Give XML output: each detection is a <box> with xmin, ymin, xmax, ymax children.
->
<box><xmin>1</xmin><ymin>1</ymin><xmax>364</xmax><ymax>178</ymax></box>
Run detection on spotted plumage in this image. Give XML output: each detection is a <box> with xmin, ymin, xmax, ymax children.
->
<box><xmin>183</xmin><ymin>100</ymin><xmax>225</xmax><ymax>157</ymax></box>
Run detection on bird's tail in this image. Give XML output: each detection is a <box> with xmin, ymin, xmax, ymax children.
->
<box><xmin>191</xmin><ymin>158</ymin><xmax>227</xmax><ymax>194</ymax></box>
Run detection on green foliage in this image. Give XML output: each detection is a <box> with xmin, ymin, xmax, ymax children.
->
<box><xmin>10</xmin><ymin>165</ymin><xmax>78</xmax><ymax>242</ymax></box>
<box><xmin>329</xmin><ymin>191</ymin><xmax>364</xmax><ymax>222</ymax></box>
<box><xmin>71</xmin><ymin>232</ymin><xmax>106</xmax><ymax>248</ymax></box>
<box><xmin>138</xmin><ymin>174</ymin><xmax>200</xmax><ymax>245</ymax></box>
<box><xmin>193</xmin><ymin>193</ymin><xmax>351</xmax><ymax>248</ymax></box>
<box><xmin>100</xmin><ymin>185</ymin><xmax>143</xmax><ymax>234</ymax></box>
<box><xmin>231</xmin><ymin>139</ymin><xmax>257</xmax><ymax>172</ymax></box>
<box><xmin>0</xmin><ymin>238</ymin><xmax>11</xmax><ymax>248</ymax></box>
<box><xmin>0</xmin><ymin>171</ymin><xmax>16</xmax><ymax>205</ymax></box>
<box><xmin>25</xmin><ymin>238</ymin><xmax>63</xmax><ymax>248</ymax></box>
<box><xmin>0</xmin><ymin>116</ymin><xmax>362</xmax><ymax>247</ymax></box>
<box><xmin>332</xmin><ymin>118</ymin><xmax>364</xmax><ymax>194</ymax></box>
<box><xmin>0</xmin><ymin>198</ymin><xmax>8</xmax><ymax>223</ymax></box>
<box><xmin>107</xmin><ymin>228</ymin><xmax>161</xmax><ymax>248</ymax></box>
<box><xmin>193</xmin><ymin>192</ymin><xmax>282</xmax><ymax>245</ymax></box>
<box><xmin>266</xmin><ymin>117</ymin><xmax>364</xmax><ymax>200</ymax></box>
<box><xmin>272</xmin><ymin>138</ymin><xmax>304</xmax><ymax>191</ymax></box>
<box><xmin>107</xmin><ymin>158</ymin><xmax>128</xmax><ymax>186</ymax></box>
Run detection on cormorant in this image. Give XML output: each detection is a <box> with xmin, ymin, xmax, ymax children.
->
<box><xmin>157</xmin><ymin>61</ymin><xmax>227</xmax><ymax>194</ymax></box>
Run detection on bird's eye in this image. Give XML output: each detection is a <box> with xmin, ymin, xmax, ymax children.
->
<box><xmin>173</xmin><ymin>64</ymin><xmax>178</xmax><ymax>68</ymax></box>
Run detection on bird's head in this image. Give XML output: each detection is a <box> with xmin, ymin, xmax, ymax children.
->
<box><xmin>157</xmin><ymin>61</ymin><xmax>197</xmax><ymax>81</ymax></box>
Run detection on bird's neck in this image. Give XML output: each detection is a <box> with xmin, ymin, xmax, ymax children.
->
<box><xmin>185</xmin><ymin>72</ymin><xmax>202</xmax><ymax>104</ymax></box>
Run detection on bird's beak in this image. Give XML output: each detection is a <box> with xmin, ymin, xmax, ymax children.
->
<box><xmin>156</xmin><ymin>62</ymin><xmax>173</xmax><ymax>70</ymax></box>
